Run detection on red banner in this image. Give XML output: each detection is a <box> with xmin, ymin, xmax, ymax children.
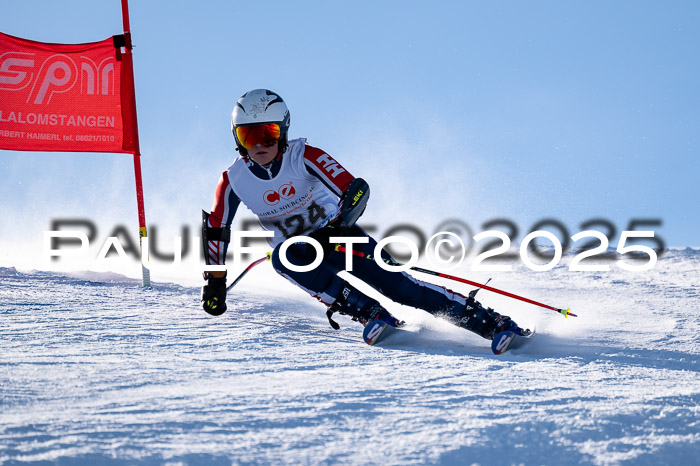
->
<box><xmin>0</xmin><ymin>32</ymin><xmax>135</xmax><ymax>153</ymax></box>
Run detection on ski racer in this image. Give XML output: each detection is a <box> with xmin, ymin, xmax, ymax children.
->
<box><xmin>201</xmin><ymin>88</ymin><xmax>528</xmax><ymax>342</ymax></box>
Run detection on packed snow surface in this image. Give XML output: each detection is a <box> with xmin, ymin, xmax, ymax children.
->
<box><xmin>1</xmin><ymin>249</ymin><xmax>699</xmax><ymax>465</ymax></box>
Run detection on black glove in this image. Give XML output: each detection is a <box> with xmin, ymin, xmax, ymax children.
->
<box><xmin>201</xmin><ymin>273</ymin><xmax>227</xmax><ymax>316</ymax></box>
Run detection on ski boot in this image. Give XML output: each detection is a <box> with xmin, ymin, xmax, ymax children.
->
<box><xmin>325</xmin><ymin>281</ymin><xmax>404</xmax><ymax>329</ymax></box>
<box><xmin>456</xmin><ymin>296</ymin><xmax>529</xmax><ymax>340</ymax></box>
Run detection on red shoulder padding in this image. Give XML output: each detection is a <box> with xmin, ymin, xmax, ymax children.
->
<box><xmin>303</xmin><ymin>145</ymin><xmax>355</xmax><ymax>195</ymax></box>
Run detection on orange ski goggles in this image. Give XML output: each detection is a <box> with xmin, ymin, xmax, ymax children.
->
<box><xmin>234</xmin><ymin>123</ymin><xmax>281</xmax><ymax>150</ymax></box>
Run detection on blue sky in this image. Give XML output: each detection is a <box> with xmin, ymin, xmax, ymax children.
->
<box><xmin>1</xmin><ymin>0</ymin><xmax>698</xmax><ymax>271</ymax></box>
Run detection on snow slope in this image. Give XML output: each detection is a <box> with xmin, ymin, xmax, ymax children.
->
<box><xmin>1</xmin><ymin>249</ymin><xmax>698</xmax><ymax>465</ymax></box>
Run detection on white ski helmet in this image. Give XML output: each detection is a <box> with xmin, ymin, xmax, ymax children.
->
<box><xmin>231</xmin><ymin>89</ymin><xmax>291</xmax><ymax>156</ymax></box>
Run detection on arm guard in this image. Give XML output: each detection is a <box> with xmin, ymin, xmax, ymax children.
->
<box><xmin>201</xmin><ymin>210</ymin><xmax>231</xmax><ymax>265</ymax></box>
<box><xmin>335</xmin><ymin>178</ymin><xmax>370</xmax><ymax>229</ymax></box>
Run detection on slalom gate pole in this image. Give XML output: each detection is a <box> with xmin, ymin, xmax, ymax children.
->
<box><xmin>334</xmin><ymin>245</ymin><xmax>576</xmax><ymax>318</ymax></box>
<box><xmin>226</xmin><ymin>253</ymin><xmax>272</xmax><ymax>292</ymax></box>
<box><xmin>120</xmin><ymin>0</ymin><xmax>150</xmax><ymax>287</ymax></box>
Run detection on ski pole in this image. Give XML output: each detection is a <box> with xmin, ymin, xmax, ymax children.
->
<box><xmin>226</xmin><ymin>252</ymin><xmax>272</xmax><ymax>292</ymax></box>
<box><xmin>334</xmin><ymin>245</ymin><xmax>576</xmax><ymax>317</ymax></box>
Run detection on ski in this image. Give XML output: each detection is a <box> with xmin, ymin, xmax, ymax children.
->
<box><xmin>364</xmin><ymin>320</ymin><xmax>535</xmax><ymax>353</ymax></box>
<box><xmin>363</xmin><ymin>319</ymin><xmax>403</xmax><ymax>346</ymax></box>
<box><xmin>491</xmin><ymin>329</ymin><xmax>534</xmax><ymax>355</ymax></box>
